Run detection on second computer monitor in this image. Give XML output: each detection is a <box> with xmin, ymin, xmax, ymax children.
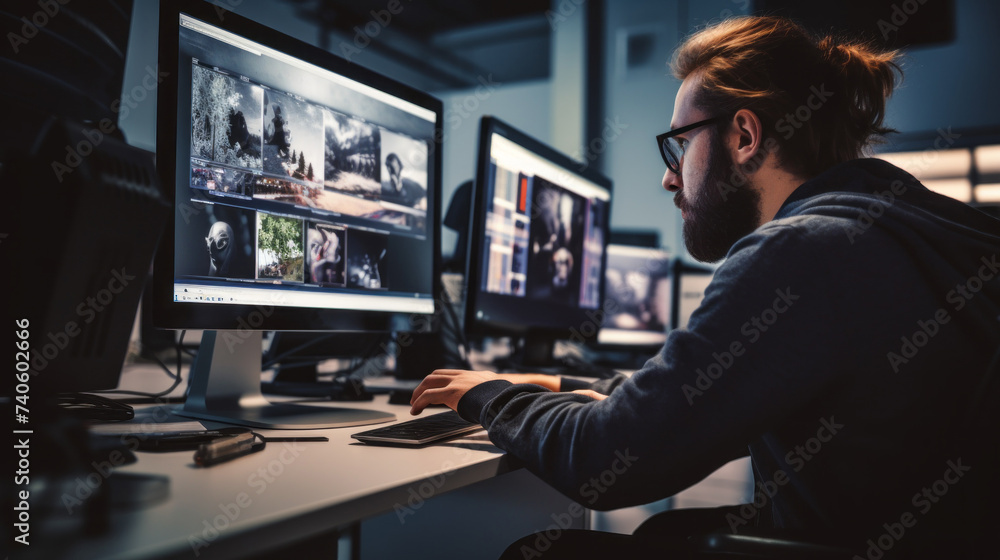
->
<box><xmin>466</xmin><ymin>117</ymin><xmax>612</xmax><ymax>351</ymax></box>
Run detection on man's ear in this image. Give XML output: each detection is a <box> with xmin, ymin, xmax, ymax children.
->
<box><xmin>728</xmin><ymin>108</ymin><xmax>765</xmax><ymax>166</ymax></box>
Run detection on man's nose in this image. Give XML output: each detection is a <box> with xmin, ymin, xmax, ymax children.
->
<box><xmin>662</xmin><ymin>167</ymin><xmax>681</xmax><ymax>192</ymax></box>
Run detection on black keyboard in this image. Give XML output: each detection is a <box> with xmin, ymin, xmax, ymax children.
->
<box><xmin>351</xmin><ymin>410</ymin><xmax>483</xmax><ymax>446</ymax></box>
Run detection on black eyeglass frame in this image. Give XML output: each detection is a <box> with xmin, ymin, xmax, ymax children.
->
<box><xmin>656</xmin><ymin>116</ymin><xmax>726</xmax><ymax>174</ymax></box>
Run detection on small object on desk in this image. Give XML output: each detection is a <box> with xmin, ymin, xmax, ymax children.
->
<box><xmin>194</xmin><ymin>430</ymin><xmax>264</xmax><ymax>466</ymax></box>
<box><xmin>351</xmin><ymin>410</ymin><xmax>483</xmax><ymax>446</ymax></box>
<box><xmin>135</xmin><ymin>427</ymin><xmax>253</xmax><ymax>451</ymax></box>
<box><xmin>256</xmin><ymin>435</ymin><xmax>329</xmax><ymax>443</ymax></box>
<box><xmin>132</xmin><ymin>427</ymin><xmax>328</xmax><ymax>454</ymax></box>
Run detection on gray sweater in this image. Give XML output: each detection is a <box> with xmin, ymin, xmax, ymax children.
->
<box><xmin>458</xmin><ymin>158</ymin><xmax>1000</xmax><ymax>553</ymax></box>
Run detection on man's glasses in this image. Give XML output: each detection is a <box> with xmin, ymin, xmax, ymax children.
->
<box><xmin>656</xmin><ymin>117</ymin><xmax>724</xmax><ymax>174</ymax></box>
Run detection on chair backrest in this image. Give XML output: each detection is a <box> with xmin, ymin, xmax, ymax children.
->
<box><xmin>912</xmin><ymin>330</ymin><xmax>1000</xmax><ymax>559</ymax></box>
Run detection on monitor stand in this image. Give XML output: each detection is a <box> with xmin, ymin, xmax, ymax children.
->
<box><xmin>492</xmin><ymin>335</ymin><xmax>560</xmax><ymax>372</ymax></box>
<box><xmin>175</xmin><ymin>330</ymin><xmax>394</xmax><ymax>429</ymax></box>
<box><xmin>513</xmin><ymin>337</ymin><xmax>557</xmax><ymax>368</ymax></box>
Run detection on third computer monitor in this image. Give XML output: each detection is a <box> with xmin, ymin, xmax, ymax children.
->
<box><xmin>465</xmin><ymin>117</ymin><xmax>612</xmax><ymax>359</ymax></box>
<box><xmin>598</xmin><ymin>244</ymin><xmax>673</xmax><ymax>348</ymax></box>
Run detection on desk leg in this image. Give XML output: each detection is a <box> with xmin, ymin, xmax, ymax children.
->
<box><xmin>337</xmin><ymin>521</ymin><xmax>361</xmax><ymax>560</ymax></box>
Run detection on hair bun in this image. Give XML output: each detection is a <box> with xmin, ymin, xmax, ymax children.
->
<box><xmin>819</xmin><ymin>37</ymin><xmax>901</xmax><ymax>141</ymax></box>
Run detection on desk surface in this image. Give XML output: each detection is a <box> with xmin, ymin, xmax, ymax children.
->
<box><xmin>52</xmin><ymin>396</ymin><xmax>515</xmax><ymax>560</ymax></box>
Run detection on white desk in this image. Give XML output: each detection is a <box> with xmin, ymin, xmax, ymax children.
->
<box><xmin>26</xmin><ymin>362</ymin><xmax>746</xmax><ymax>559</ymax></box>
<box><xmin>33</xmin><ymin>394</ymin><xmax>584</xmax><ymax>560</ymax></box>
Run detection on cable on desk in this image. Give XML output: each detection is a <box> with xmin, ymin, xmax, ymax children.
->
<box><xmin>263</xmin><ymin>332</ymin><xmax>392</xmax><ymax>381</ymax></box>
<box><xmin>261</xmin><ymin>332</ymin><xmax>339</xmax><ymax>371</ymax></box>
<box><xmin>341</xmin><ymin>334</ymin><xmax>400</xmax><ymax>379</ymax></box>
<box><xmin>94</xmin><ymin>330</ymin><xmax>187</xmax><ymax>400</ymax></box>
<box><xmin>437</xmin><ymin>286</ymin><xmax>473</xmax><ymax>370</ymax></box>
<box><xmin>57</xmin><ymin>393</ymin><xmax>135</xmax><ymax>422</ymax></box>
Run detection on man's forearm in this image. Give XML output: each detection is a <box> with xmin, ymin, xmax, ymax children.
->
<box><xmin>494</xmin><ymin>373</ymin><xmax>561</xmax><ymax>392</ymax></box>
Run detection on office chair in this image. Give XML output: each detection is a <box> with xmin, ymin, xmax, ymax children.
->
<box><xmin>689</xmin><ymin>338</ymin><xmax>1000</xmax><ymax>559</ymax></box>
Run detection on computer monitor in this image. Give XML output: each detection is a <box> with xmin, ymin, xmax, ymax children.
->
<box><xmin>597</xmin><ymin>245</ymin><xmax>672</xmax><ymax>348</ymax></box>
<box><xmin>153</xmin><ymin>0</ymin><xmax>441</xmax><ymax>428</ymax></box>
<box><xmin>672</xmin><ymin>260</ymin><xmax>714</xmax><ymax>330</ymax></box>
<box><xmin>465</xmin><ymin>116</ymin><xmax>612</xmax><ymax>365</ymax></box>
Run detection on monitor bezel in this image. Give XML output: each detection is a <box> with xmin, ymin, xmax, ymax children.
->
<box><xmin>153</xmin><ymin>0</ymin><xmax>442</xmax><ymax>333</ymax></box>
<box><xmin>464</xmin><ymin>116</ymin><xmax>613</xmax><ymax>339</ymax></box>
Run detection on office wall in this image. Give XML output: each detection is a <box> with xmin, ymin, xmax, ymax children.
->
<box><xmin>884</xmin><ymin>0</ymin><xmax>1000</xmax><ymax>135</ymax></box>
<box><xmin>432</xmin><ymin>80</ymin><xmax>553</xmax><ymax>258</ymax></box>
<box><xmin>598</xmin><ymin>0</ymin><xmax>751</xmax><ymax>257</ymax></box>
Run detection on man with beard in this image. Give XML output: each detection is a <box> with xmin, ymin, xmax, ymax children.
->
<box><xmin>409</xmin><ymin>16</ymin><xmax>1000</xmax><ymax>558</ymax></box>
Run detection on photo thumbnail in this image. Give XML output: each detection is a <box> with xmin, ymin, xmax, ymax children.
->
<box><xmin>256</xmin><ymin>212</ymin><xmax>305</xmax><ymax>283</ymax></box>
<box><xmin>580</xmin><ymin>198</ymin><xmax>609</xmax><ymax>309</ymax></box>
<box><xmin>379</xmin><ymin>129</ymin><xmax>428</xmax><ymax>211</ymax></box>
<box><xmin>346</xmin><ymin>229</ymin><xmax>388</xmax><ymax>290</ymax></box>
<box><xmin>175</xmin><ymin>201</ymin><xmax>256</xmax><ymax>280</ymax></box>
<box><xmin>526</xmin><ymin>178</ymin><xmax>586</xmax><ymax>305</ymax></box>
<box><xmin>191</xmin><ymin>64</ymin><xmax>263</xmax><ymax>170</ymax></box>
<box><xmin>324</xmin><ymin>110</ymin><xmax>381</xmax><ymax>199</ymax></box>
<box><xmin>262</xmin><ymin>89</ymin><xmax>324</xmax><ymax>187</ymax></box>
<box><xmin>305</xmin><ymin>222</ymin><xmax>346</xmax><ymax>286</ymax></box>
<box><xmin>190</xmin><ymin>164</ymin><xmax>254</xmax><ymax>199</ymax></box>
<box><xmin>252</xmin><ymin>175</ymin><xmax>317</xmax><ymax>208</ymax></box>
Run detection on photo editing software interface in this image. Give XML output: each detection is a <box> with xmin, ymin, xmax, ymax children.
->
<box><xmin>171</xmin><ymin>13</ymin><xmax>436</xmax><ymax>316</ymax></box>
<box><xmin>598</xmin><ymin>245</ymin><xmax>672</xmax><ymax>346</ymax></box>
<box><xmin>476</xmin><ymin>133</ymin><xmax>611</xmax><ymax>323</ymax></box>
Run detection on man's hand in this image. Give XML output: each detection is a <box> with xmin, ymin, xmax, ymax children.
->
<box><xmin>571</xmin><ymin>389</ymin><xmax>607</xmax><ymax>401</ymax></box>
<box><xmin>410</xmin><ymin>369</ymin><xmax>499</xmax><ymax>415</ymax></box>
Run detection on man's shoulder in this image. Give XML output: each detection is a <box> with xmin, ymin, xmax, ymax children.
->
<box><xmin>733</xmin><ymin>213</ymin><xmax>856</xmax><ymax>258</ymax></box>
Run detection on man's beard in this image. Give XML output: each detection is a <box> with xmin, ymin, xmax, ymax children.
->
<box><xmin>675</xmin><ymin>132</ymin><xmax>762</xmax><ymax>263</ymax></box>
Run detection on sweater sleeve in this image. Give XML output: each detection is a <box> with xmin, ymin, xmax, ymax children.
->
<box><xmin>559</xmin><ymin>374</ymin><xmax>629</xmax><ymax>394</ymax></box>
<box><xmin>457</xmin><ymin>221</ymin><xmax>860</xmax><ymax>511</ymax></box>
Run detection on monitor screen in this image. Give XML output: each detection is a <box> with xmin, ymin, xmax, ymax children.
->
<box><xmin>153</xmin><ymin>0</ymin><xmax>441</xmax><ymax>428</ymax></box>
<box><xmin>674</xmin><ymin>262</ymin><xmax>714</xmax><ymax>330</ymax></box>
<box><xmin>598</xmin><ymin>245</ymin><xmax>672</xmax><ymax>347</ymax></box>
<box><xmin>466</xmin><ymin>117</ymin><xmax>612</xmax><ymax>340</ymax></box>
<box><xmin>158</xmin><ymin>9</ymin><xmax>438</xmax><ymax>327</ymax></box>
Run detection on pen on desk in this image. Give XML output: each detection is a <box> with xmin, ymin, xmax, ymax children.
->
<box><xmin>194</xmin><ymin>431</ymin><xmax>263</xmax><ymax>466</ymax></box>
<box><xmin>138</xmin><ymin>429</ymin><xmax>252</xmax><ymax>451</ymax></box>
<box><xmin>258</xmin><ymin>436</ymin><xmax>329</xmax><ymax>443</ymax></box>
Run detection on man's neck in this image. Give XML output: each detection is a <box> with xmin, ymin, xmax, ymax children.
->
<box><xmin>756</xmin><ymin>166</ymin><xmax>811</xmax><ymax>225</ymax></box>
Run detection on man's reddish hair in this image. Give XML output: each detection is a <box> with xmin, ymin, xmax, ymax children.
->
<box><xmin>672</xmin><ymin>16</ymin><xmax>901</xmax><ymax>177</ymax></box>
